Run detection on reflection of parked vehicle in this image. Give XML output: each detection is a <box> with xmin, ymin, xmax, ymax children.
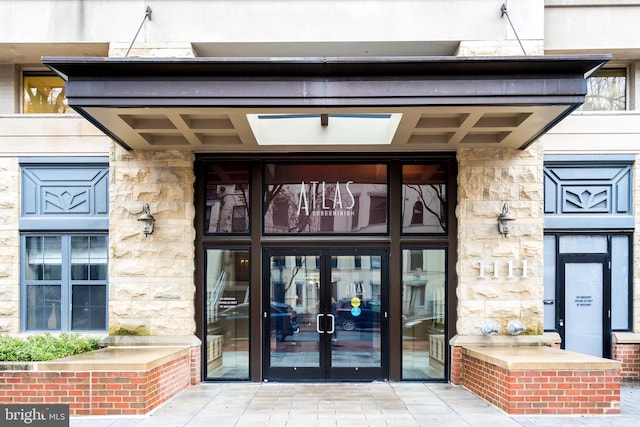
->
<box><xmin>335</xmin><ymin>299</ymin><xmax>380</xmax><ymax>331</ymax></box>
<box><xmin>270</xmin><ymin>302</ymin><xmax>300</xmax><ymax>341</ymax></box>
<box><xmin>216</xmin><ymin>302</ymin><xmax>299</xmax><ymax>342</ymax></box>
<box><xmin>402</xmin><ymin>313</ymin><xmax>442</xmax><ymax>330</ymax></box>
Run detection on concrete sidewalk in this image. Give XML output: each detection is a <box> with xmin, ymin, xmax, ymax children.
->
<box><xmin>70</xmin><ymin>382</ymin><xmax>640</xmax><ymax>427</ymax></box>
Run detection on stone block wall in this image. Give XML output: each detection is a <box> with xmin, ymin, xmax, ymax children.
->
<box><xmin>108</xmin><ymin>145</ymin><xmax>196</xmax><ymax>336</ymax></box>
<box><xmin>0</xmin><ymin>157</ymin><xmax>19</xmax><ymax>333</ymax></box>
<box><xmin>456</xmin><ymin>141</ymin><xmax>544</xmax><ymax>336</ymax></box>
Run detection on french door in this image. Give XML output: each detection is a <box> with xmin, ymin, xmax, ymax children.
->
<box><xmin>263</xmin><ymin>248</ymin><xmax>388</xmax><ymax>381</ymax></box>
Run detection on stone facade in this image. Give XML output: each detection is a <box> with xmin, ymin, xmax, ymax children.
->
<box><xmin>0</xmin><ymin>157</ymin><xmax>19</xmax><ymax>333</ymax></box>
<box><xmin>108</xmin><ymin>144</ymin><xmax>196</xmax><ymax>336</ymax></box>
<box><xmin>105</xmin><ymin>42</ymin><xmax>198</xmax><ymax>336</ymax></box>
<box><xmin>456</xmin><ymin>140</ymin><xmax>544</xmax><ymax>336</ymax></box>
<box><xmin>108</xmin><ymin>43</ymin><xmax>196</xmax><ymax>59</ymax></box>
<box><xmin>456</xmin><ymin>40</ymin><xmax>544</xmax><ymax>57</ymax></box>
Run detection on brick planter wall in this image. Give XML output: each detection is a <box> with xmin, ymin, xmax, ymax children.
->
<box><xmin>189</xmin><ymin>345</ymin><xmax>201</xmax><ymax>385</ymax></box>
<box><xmin>0</xmin><ymin>346</ymin><xmax>199</xmax><ymax>416</ymax></box>
<box><xmin>451</xmin><ymin>345</ymin><xmax>621</xmax><ymax>415</ymax></box>
<box><xmin>612</xmin><ymin>343</ymin><xmax>640</xmax><ymax>380</ymax></box>
<box><xmin>463</xmin><ymin>352</ymin><xmax>619</xmax><ymax>415</ymax></box>
<box><xmin>451</xmin><ymin>346</ymin><xmax>464</xmax><ymax>385</ymax></box>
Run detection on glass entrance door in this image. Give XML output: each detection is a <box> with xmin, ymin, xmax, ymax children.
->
<box><xmin>559</xmin><ymin>255</ymin><xmax>610</xmax><ymax>358</ymax></box>
<box><xmin>263</xmin><ymin>248</ymin><xmax>387</xmax><ymax>381</ymax></box>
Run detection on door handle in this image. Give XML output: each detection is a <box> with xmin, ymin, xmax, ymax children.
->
<box><xmin>559</xmin><ymin>319</ymin><xmax>564</xmax><ymax>327</ymax></box>
<box><xmin>327</xmin><ymin>314</ymin><xmax>335</xmax><ymax>334</ymax></box>
<box><xmin>316</xmin><ymin>314</ymin><xmax>325</xmax><ymax>333</ymax></box>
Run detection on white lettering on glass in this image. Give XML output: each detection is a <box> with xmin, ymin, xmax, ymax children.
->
<box><xmin>334</xmin><ymin>182</ymin><xmax>343</xmax><ymax>209</ymax></box>
<box><xmin>345</xmin><ymin>181</ymin><xmax>355</xmax><ymax>209</ymax></box>
<box><xmin>310</xmin><ymin>181</ymin><xmax>319</xmax><ymax>209</ymax></box>
<box><xmin>297</xmin><ymin>181</ymin><xmax>309</xmax><ymax>216</ymax></box>
<box><xmin>296</xmin><ymin>180</ymin><xmax>357</xmax><ymax>216</ymax></box>
<box><xmin>322</xmin><ymin>181</ymin><xmax>329</xmax><ymax>209</ymax></box>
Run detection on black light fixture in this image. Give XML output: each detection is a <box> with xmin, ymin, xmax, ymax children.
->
<box><xmin>138</xmin><ymin>203</ymin><xmax>155</xmax><ymax>236</ymax></box>
<box><xmin>497</xmin><ymin>203</ymin><xmax>515</xmax><ymax>237</ymax></box>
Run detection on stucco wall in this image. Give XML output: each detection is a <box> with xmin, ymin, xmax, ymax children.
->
<box><xmin>0</xmin><ymin>65</ymin><xmax>14</xmax><ymax>114</ymax></box>
<box><xmin>0</xmin><ymin>1</ymin><xmax>543</xmax><ymax>45</ymax></box>
<box><xmin>108</xmin><ymin>145</ymin><xmax>196</xmax><ymax>336</ymax></box>
<box><xmin>545</xmin><ymin>0</ymin><xmax>640</xmax><ymax>55</ymax></box>
<box><xmin>456</xmin><ymin>140</ymin><xmax>545</xmax><ymax>336</ymax></box>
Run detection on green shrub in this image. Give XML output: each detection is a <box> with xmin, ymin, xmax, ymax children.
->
<box><xmin>0</xmin><ymin>333</ymin><xmax>100</xmax><ymax>362</ymax></box>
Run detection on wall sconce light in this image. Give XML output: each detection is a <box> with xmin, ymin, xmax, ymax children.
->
<box><xmin>138</xmin><ymin>203</ymin><xmax>155</xmax><ymax>236</ymax></box>
<box><xmin>497</xmin><ymin>203</ymin><xmax>515</xmax><ymax>237</ymax></box>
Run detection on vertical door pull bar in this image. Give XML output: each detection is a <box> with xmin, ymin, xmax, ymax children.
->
<box><xmin>327</xmin><ymin>314</ymin><xmax>335</xmax><ymax>334</ymax></box>
<box><xmin>316</xmin><ymin>314</ymin><xmax>325</xmax><ymax>333</ymax></box>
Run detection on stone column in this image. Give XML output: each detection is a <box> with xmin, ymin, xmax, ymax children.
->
<box><xmin>455</xmin><ymin>140</ymin><xmax>544</xmax><ymax>337</ymax></box>
<box><xmin>108</xmin><ymin>145</ymin><xmax>195</xmax><ymax>336</ymax></box>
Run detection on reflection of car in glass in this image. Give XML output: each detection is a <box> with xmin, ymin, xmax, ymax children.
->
<box><xmin>270</xmin><ymin>302</ymin><xmax>300</xmax><ymax>341</ymax></box>
<box><xmin>334</xmin><ymin>299</ymin><xmax>380</xmax><ymax>331</ymax></box>
<box><xmin>216</xmin><ymin>302</ymin><xmax>299</xmax><ymax>342</ymax></box>
<box><xmin>401</xmin><ymin>313</ymin><xmax>443</xmax><ymax>338</ymax></box>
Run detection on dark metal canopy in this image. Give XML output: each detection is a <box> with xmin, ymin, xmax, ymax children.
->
<box><xmin>43</xmin><ymin>55</ymin><xmax>610</xmax><ymax>152</ymax></box>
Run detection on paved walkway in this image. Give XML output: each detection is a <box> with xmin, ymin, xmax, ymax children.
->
<box><xmin>70</xmin><ymin>382</ymin><xmax>640</xmax><ymax>427</ymax></box>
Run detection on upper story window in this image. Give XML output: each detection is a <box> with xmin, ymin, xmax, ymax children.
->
<box><xmin>23</xmin><ymin>72</ymin><xmax>72</xmax><ymax>114</ymax></box>
<box><xmin>580</xmin><ymin>68</ymin><xmax>627</xmax><ymax>111</ymax></box>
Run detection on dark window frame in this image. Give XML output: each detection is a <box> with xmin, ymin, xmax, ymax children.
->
<box><xmin>580</xmin><ymin>67</ymin><xmax>627</xmax><ymax>112</ymax></box>
<box><xmin>22</xmin><ymin>233</ymin><xmax>108</xmax><ymax>332</ymax></box>
<box><xmin>194</xmin><ymin>154</ymin><xmax>458</xmax><ymax>383</ymax></box>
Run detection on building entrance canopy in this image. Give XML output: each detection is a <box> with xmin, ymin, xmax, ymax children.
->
<box><xmin>43</xmin><ymin>55</ymin><xmax>609</xmax><ymax>152</ymax></box>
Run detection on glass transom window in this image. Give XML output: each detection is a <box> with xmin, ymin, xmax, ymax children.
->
<box><xmin>264</xmin><ymin>163</ymin><xmax>388</xmax><ymax>234</ymax></box>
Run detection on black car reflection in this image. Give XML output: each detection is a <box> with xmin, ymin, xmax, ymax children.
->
<box><xmin>216</xmin><ymin>302</ymin><xmax>299</xmax><ymax>342</ymax></box>
<box><xmin>334</xmin><ymin>299</ymin><xmax>380</xmax><ymax>331</ymax></box>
